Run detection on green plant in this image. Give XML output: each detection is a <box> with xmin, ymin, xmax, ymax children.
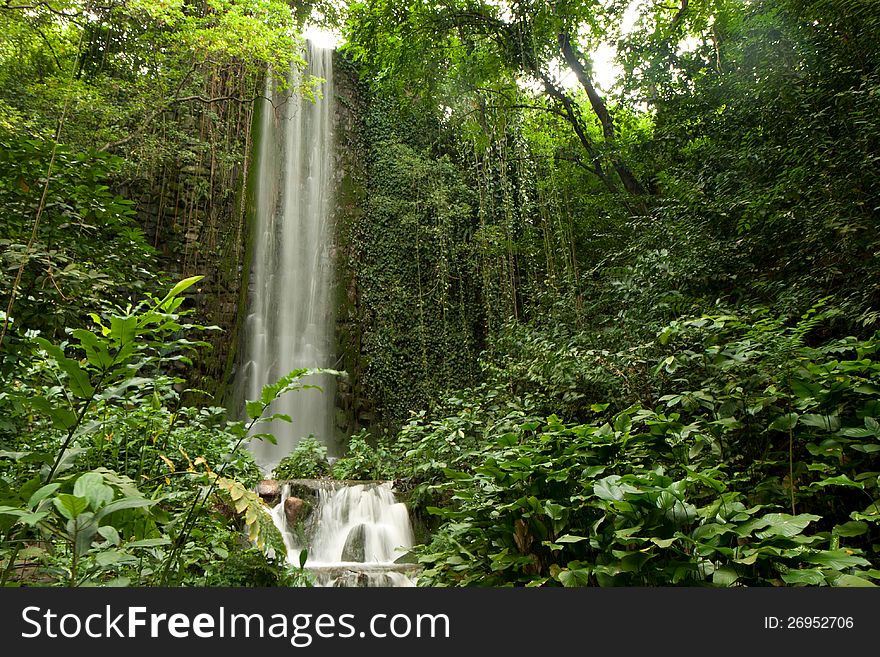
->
<box><xmin>0</xmin><ymin>277</ymin><xmax>340</xmax><ymax>586</ymax></box>
<box><xmin>272</xmin><ymin>437</ymin><xmax>331</xmax><ymax>480</ymax></box>
<box><xmin>331</xmin><ymin>429</ymin><xmax>393</xmax><ymax>481</ymax></box>
<box><xmin>397</xmin><ymin>308</ymin><xmax>880</xmax><ymax>587</ymax></box>
<box><xmin>202</xmin><ymin>546</ymin><xmax>310</xmax><ymax>587</ymax></box>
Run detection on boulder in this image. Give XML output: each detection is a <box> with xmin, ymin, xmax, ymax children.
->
<box><xmin>256</xmin><ymin>480</ymin><xmax>280</xmax><ymax>506</ymax></box>
<box><xmin>341</xmin><ymin>524</ymin><xmax>366</xmax><ymax>562</ymax></box>
<box><xmin>284</xmin><ymin>496</ymin><xmax>307</xmax><ymax>525</ymax></box>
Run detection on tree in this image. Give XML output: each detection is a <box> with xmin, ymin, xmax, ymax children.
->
<box><xmin>343</xmin><ymin>0</ymin><xmax>646</xmax><ymax>196</ymax></box>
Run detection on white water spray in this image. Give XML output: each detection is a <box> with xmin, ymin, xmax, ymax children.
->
<box><xmin>239</xmin><ymin>43</ymin><xmax>337</xmax><ymax>474</ymax></box>
<box><xmin>272</xmin><ymin>482</ymin><xmax>417</xmax><ymax>587</ymax></box>
<box><xmin>240</xmin><ymin>45</ymin><xmax>417</xmax><ymax>586</ymax></box>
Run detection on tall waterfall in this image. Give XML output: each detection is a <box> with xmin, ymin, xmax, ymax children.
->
<box><xmin>240</xmin><ymin>43</ymin><xmax>337</xmax><ymax>474</ymax></box>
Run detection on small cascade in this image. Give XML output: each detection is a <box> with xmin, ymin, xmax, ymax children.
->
<box><xmin>268</xmin><ymin>480</ymin><xmax>418</xmax><ymax>587</ymax></box>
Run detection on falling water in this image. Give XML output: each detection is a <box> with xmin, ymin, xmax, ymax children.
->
<box><xmin>271</xmin><ymin>482</ymin><xmax>418</xmax><ymax>587</ymax></box>
<box><xmin>239</xmin><ymin>43</ymin><xmax>337</xmax><ymax>474</ymax></box>
<box><xmin>241</xmin><ymin>44</ymin><xmax>417</xmax><ymax>586</ymax></box>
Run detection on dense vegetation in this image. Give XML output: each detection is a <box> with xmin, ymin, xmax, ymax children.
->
<box><xmin>2</xmin><ymin>0</ymin><xmax>879</xmax><ymax>587</ymax></box>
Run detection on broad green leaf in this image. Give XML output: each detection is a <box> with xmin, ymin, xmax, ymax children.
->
<box><xmin>263</xmin><ymin>413</ymin><xmax>292</xmax><ymax>424</ymax></box>
<box><xmin>754</xmin><ymin>513</ymin><xmax>821</xmax><ymax>539</ymax></box>
<box><xmin>159</xmin><ymin>276</ymin><xmax>203</xmax><ymax>310</ymax></box>
<box><xmin>248</xmin><ymin>432</ymin><xmax>277</xmax><ymax>445</ymax></box>
<box><xmin>34</xmin><ymin>338</ymin><xmax>94</xmax><ymax>398</ymax></box>
<box><xmin>555</xmin><ymin>534</ymin><xmax>588</xmax><ymax>543</ymax></box>
<box><xmin>769</xmin><ymin>413</ymin><xmax>798</xmax><ymax>432</ymax></box>
<box><xmin>53</xmin><ymin>494</ymin><xmax>89</xmax><ymax>520</ymax></box>
<box><xmin>833</xmin><ymin>521</ymin><xmax>868</xmax><ymax>537</ymax></box>
<box><xmin>98</xmin><ymin>526</ymin><xmax>120</xmax><ymax>545</ymax></box>
<box><xmin>800</xmin><ymin>414</ymin><xmax>840</xmax><ymax>431</ymax></box>
<box><xmin>712</xmin><ymin>565</ymin><xmax>740</xmax><ymax>586</ymax></box>
<box><xmin>0</xmin><ymin>507</ymin><xmax>49</xmax><ymax>526</ymax></box>
<box><xmin>95</xmin><ymin>497</ymin><xmax>156</xmax><ymax>521</ymax></box>
<box><xmin>73</xmin><ymin>472</ymin><xmax>114</xmax><ymax>510</ymax></box>
<box><xmin>557</xmin><ymin>568</ymin><xmax>591</xmax><ymax>587</ymax></box>
<box><xmin>27</xmin><ymin>483</ymin><xmax>61</xmax><ymax>510</ymax></box>
<box><xmin>246</xmin><ymin>400</ymin><xmax>264</xmax><ymax>420</ymax></box>
<box><xmin>594</xmin><ymin>475</ymin><xmax>639</xmax><ymax>501</ymax></box>
<box><xmin>67</xmin><ymin>512</ymin><xmax>98</xmax><ymax>555</ymax></box>
<box><xmin>29</xmin><ymin>396</ymin><xmax>77</xmax><ymax>430</ymax></box>
<box><xmin>810</xmin><ymin>475</ymin><xmax>863</xmax><ymax>490</ymax></box>
<box><xmin>805</xmin><ymin>550</ymin><xmax>871</xmax><ymax>570</ymax></box>
<box><xmin>781</xmin><ymin>569</ymin><xmax>826</xmax><ymax>585</ymax></box>
<box><xmin>829</xmin><ymin>574</ymin><xmax>876</xmax><ymax>587</ymax></box>
<box><xmin>70</xmin><ymin>329</ymin><xmax>114</xmax><ymax>369</ymax></box>
<box><xmin>544</xmin><ymin>502</ymin><xmax>566</xmax><ymax>520</ymax></box>
<box><xmin>693</xmin><ymin>523</ymin><xmax>734</xmax><ymax>541</ymax></box>
<box><xmin>95</xmin><ymin>550</ymin><xmax>136</xmax><ymax>567</ymax></box>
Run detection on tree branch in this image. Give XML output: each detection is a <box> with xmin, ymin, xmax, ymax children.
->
<box><xmin>558</xmin><ymin>31</ymin><xmax>647</xmax><ymax>197</ymax></box>
<box><xmin>3</xmin><ymin>0</ymin><xmax>87</xmax><ymax>24</ymax></box>
<box><xmin>534</xmin><ymin>69</ymin><xmax>616</xmax><ymax>193</ymax></box>
<box><xmin>670</xmin><ymin>0</ymin><xmax>689</xmax><ymax>33</ymax></box>
<box><xmin>28</xmin><ymin>18</ymin><xmax>63</xmax><ymax>71</ymax></box>
<box><xmin>169</xmin><ymin>94</ymin><xmax>263</xmax><ymax>106</ymax></box>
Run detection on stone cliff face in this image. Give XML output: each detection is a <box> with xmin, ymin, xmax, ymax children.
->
<box><xmin>331</xmin><ymin>52</ymin><xmax>375</xmax><ymax>441</ymax></box>
<box><xmin>127</xmin><ymin>62</ymin><xmax>257</xmax><ymax>402</ymax></box>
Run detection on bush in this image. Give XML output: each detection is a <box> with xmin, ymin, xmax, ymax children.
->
<box><xmin>272</xmin><ymin>436</ymin><xmax>331</xmax><ymax>480</ymax></box>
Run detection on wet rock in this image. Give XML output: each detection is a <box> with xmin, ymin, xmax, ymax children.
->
<box><xmin>286</xmin><ymin>482</ymin><xmax>319</xmax><ymax>510</ymax></box>
<box><xmin>341</xmin><ymin>524</ymin><xmax>366</xmax><ymax>562</ymax></box>
<box><xmin>285</xmin><ymin>496</ymin><xmax>309</xmax><ymax>525</ymax></box>
<box><xmin>256</xmin><ymin>480</ymin><xmax>280</xmax><ymax>506</ymax></box>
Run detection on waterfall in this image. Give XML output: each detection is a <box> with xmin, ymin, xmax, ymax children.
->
<box><xmin>242</xmin><ymin>44</ymin><xmax>417</xmax><ymax>587</ymax></box>
<box><xmin>271</xmin><ymin>481</ymin><xmax>418</xmax><ymax>587</ymax></box>
<box><xmin>239</xmin><ymin>42</ymin><xmax>337</xmax><ymax>474</ymax></box>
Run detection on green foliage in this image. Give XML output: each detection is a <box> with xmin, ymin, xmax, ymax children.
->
<box><xmin>401</xmin><ymin>315</ymin><xmax>880</xmax><ymax>587</ymax></box>
<box><xmin>331</xmin><ymin>430</ymin><xmax>395</xmax><ymax>481</ymax></box>
<box><xmin>0</xmin><ymin>138</ymin><xmax>158</xmax><ymax>339</ymax></box>
<box><xmin>0</xmin><ymin>279</ymin><xmax>330</xmax><ymax>586</ymax></box>
<box><xmin>346</xmin><ymin>94</ymin><xmax>482</xmax><ymax>428</ymax></box>
<box><xmin>0</xmin><ymin>0</ymin><xmax>307</xmax><ymax>149</ymax></box>
<box><xmin>202</xmin><ymin>547</ymin><xmax>308</xmax><ymax>587</ymax></box>
<box><xmin>272</xmin><ymin>437</ymin><xmax>332</xmax><ymax>480</ymax></box>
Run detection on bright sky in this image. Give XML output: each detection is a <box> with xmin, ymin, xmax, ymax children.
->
<box><xmin>303</xmin><ymin>25</ymin><xmax>341</xmax><ymax>50</ymax></box>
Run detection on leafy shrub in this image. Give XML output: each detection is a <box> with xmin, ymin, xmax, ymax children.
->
<box><xmin>400</xmin><ymin>308</ymin><xmax>880</xmax><ymax>587</ymax></box>
<box><xmin>0</xmin><ymin>278</ymin><xmax>325</xmax><ymax>586</ymax></box>
<box><xmin>331</xmin><ymin>430</ymin><xmax>394</xmax><ymax>481</ymax></box>
<box><xmin>202</xmin><ymin>547</ymin><xmax>308</xmax><ymax>587</ymax></box>
<box><xmin>272</xmin><ymin>436</ymin><xmax>331</xmax><ymax>480</ymax></box>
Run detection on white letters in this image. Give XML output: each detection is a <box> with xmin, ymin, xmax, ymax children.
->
<box><xmin>85</xmin><ymin>613</ymin><xmax>102</xmax><ymax>638</ymax></box>
<box><xmin>167</xmin><ymin>613</ymin><xmax>189</xmax><ymax>638</ymax></box>
<box><xmin>192</xmin><ymin>613</ymin><xmax>215</xmax><ymax>638</ymax></box>
<box><xmin>151</xmin><ymin>613</ymin><xmax>167</xmax><ymax>637</ymax></box>
<box><xmin>59</xmin><ymin>614</ymin><xmax>81</xmax><ymax>638</ymax></box>
<box><xmin>106</xmin><ymin>605</ymin><xmax>125</xmax><ymax>637</ymax></box>
<box><xmin>128</xmin><ymin>606</ymin><xmax>147</xmax><ymax>637</ymax></box>
<box><xmin>21</xmin><ymin>606</ymin><xmax>42</xmax><ymax>638</ymax></box>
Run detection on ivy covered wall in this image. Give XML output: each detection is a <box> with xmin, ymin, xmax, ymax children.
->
<box><xmin>332</xmin><ymin>54</ymin><xmax>489</xmax><ymax>435</ymax></box>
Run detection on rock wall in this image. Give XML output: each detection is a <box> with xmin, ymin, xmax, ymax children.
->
<box><xmin>126</xmin><ymin>63</ymin><xmax>258</xmax><ymax>401</ymax></box>
<box><xmin>331</xmin><ymin>52</ymin><xmax>374</xmax><ymax>440</ymax></box>
<box><xmin>127</xmin><ymin>54</ymin><xmax>373</xmax><ymax>439</ymax></box>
